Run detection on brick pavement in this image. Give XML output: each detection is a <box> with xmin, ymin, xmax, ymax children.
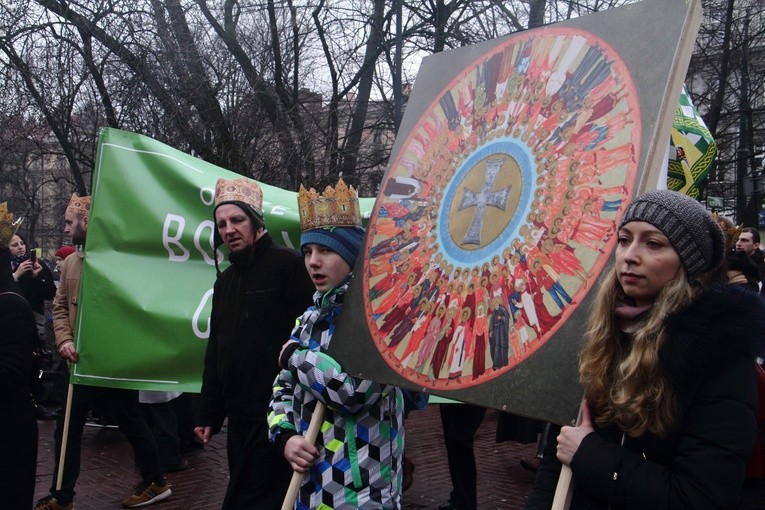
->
<box><xmin>34</xmin><ymin>406</ymin><xmax>537</xmax><ymax>509</ymax></box>
<box><xmin>34</xmin><ymin>405</ymin><xmax>765</xmax><ymax>509</ymax></box>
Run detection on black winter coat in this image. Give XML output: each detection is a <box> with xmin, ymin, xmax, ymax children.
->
<box><xmin>16</xmin><ymin>260</ymin><xmax>56</xmax><ymax>315</ymax></box>
<box><xmin>0</xmin><ymin>248</ymin><xmax>38</xmax><ymax>508</ymax></box>
<box><xmin>196</xmin><ymin>233</ymin><xmax>314</xmax><ymax>430</ymax></box>
<box><xmin>749</xmin><ymin>249</ymin><xmax>765</xmax><ymax>296</ymax></box>
<box><xmin>526</xmin><ymin>284</ymin><xmax>765</xmax><ymax>510</ymax></box>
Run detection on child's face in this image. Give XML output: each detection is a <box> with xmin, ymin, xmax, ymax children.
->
<box><xmin>302</xmin><ymin>243</ymin><xmax>352</xmax><ymax>293</ymax></box>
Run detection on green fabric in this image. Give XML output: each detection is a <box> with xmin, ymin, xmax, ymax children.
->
<box><xmin>667</xmin><ymin>86</ymin><xmax>717</xmax><ymax>199</ymax></box>
<box><xmin>345</xmin><ymin>414</ymin><xmax>362</xmax><ymax>489</ymax></box>
<box><xmin>72</xmin><ymin>128</ymin><xmax>374</xmax><ymax>391</ymax></box>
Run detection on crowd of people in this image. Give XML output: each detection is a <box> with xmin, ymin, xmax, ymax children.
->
<box><xmin>2</xmin><ymin>184</ymin><xmax>765</xmax><ymax>510</ymax></box>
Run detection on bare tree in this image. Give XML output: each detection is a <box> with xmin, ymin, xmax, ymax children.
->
<box><xmin>9</xmin><ymin>0</ymin><xmax>711</xmax><ymax>236</ymax></box>
<box><xmin>688</xmin><ymin>0</ymin><xmax>765</xmax><ymax>224</ymax></box>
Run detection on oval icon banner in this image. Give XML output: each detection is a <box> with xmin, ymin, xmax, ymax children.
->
<box><xmin>364</xmin><ymin>28</ymin><xmax>641</xmax><ymax>390</ymax></box>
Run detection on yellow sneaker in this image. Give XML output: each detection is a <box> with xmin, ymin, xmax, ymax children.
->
<box><xmin>121</xmin><ymin>480</ymin><xmax>171</xmax><ymax>508</ymax></box>
<box><xmin>33</xmin><ymin>496</ymin><xmax>73</xmax><ymax>510</ymax></box>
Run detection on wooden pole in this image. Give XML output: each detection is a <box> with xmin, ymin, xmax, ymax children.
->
<box><xmin>551</xmin><ymin>465</ymin><xmax>574</xmax><ymax>510</ymax></box>
<box><xmin>549</xmin><ymin>4</ymin><xmax>705</xmax><ymax>508</ymax></box>
<box><xmin>281</xmin><ymin>401</ymin><xmax>326</xmax><ymax>510</ymax></box>
<box><xmin>637</xmin><ymin>0</ymin><xmax>703</xmax><ymax>194</ymax></box>
<box><xmin>550</xmin><ymin>397</ymin><xmax>586</xmax><ymax>510</ymax></box>
<box><xmin>56</xmin><ymin>383</ymin><xmax>75</xmax><ymax>490</ymax></box>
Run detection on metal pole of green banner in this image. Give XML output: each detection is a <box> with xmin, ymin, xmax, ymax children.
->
<box><xmin>56</xmin><ymin>383</ymin><xmax>75</xmax><ymax>490</ymax></box>
<box><xmin>281</xmin><ymin>402</ymin><xmax>326</xmax><ymax>510</ymax></box>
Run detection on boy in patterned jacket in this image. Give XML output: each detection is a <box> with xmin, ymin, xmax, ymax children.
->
<box><xmin>268</xmin><ymin>179</ymin><xmax>405</xmax><ymax>509</ymax></box>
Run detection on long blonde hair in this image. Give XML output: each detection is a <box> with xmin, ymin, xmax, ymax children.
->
<box><xmin>579</xmin><ymin>268</ymin><xmax>697</xmax><ymax>437</ymax></box>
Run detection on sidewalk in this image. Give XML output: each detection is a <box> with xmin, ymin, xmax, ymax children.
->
<box><xmin>34</xmin><ymin>406</ymin><xmax>536</xmax><ymax>509</ymax></box>
<box><xmin>34</xmin><ymin>405</ymin><xmax>765</xmax><ymax>509</ymax></box>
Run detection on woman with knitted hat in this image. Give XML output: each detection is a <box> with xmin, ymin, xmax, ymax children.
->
<box><xmin>268</xmin><ymin>180</ymin><xmax>405</xmax><ymax>509</ymax></box>
<box><xmin>526</xmin><ymin>190</ymin><xmax>765</xmax><ymax>509</ymax></box>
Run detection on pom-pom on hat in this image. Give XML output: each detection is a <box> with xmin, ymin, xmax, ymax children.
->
<box><xmin>55</xmin><ymin>245</ymin><xmax>76</xmax><ymax>260</ymax></box>
<box><xmin>66</xmin><ymin>193</ymin><xmax>91</xmax><ymax>217</ymax></box>
<box><xmin>619</xmin><ymin>189</ymin><xmax>725</xmax><ymax>278</ymax></box>
<box><xmin>213</xmin><ymin>177</ymin><xmax>265</xmax><ymax>248</ymax></box>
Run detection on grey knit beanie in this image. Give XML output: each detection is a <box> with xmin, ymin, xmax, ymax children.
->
<box><xmin>618</xmin><ymin>189</ymin><xmax>725</xmax><ymax>278</ymax></box>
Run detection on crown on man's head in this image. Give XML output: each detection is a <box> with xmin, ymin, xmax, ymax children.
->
<box><xmin>0</xmin><ymin>202</ymin><xmax>23</xmax><ymax>248</ymax></box>
<box><xmin>66</xmin><ymin>193</ymin><xmax>91</xmax><ymax>217</ymax></box>
<box><xmin>298</xmin><ymin>178</ymin><xmax>361</xmax><ymax>231</ymax></box>
<box><xmin>214</xmin><ymin>177</ymin><xmax>264</xmax><ymax>216</ymax></box>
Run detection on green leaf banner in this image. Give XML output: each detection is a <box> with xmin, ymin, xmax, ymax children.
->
<box><xmin>667</xmin><ymin>86</ymin><xmax>717</xmax><ymax>198</ymax></box>
<box><xmin>72</xmin><ymin>128</ymin><xmax>373</xmax><ymax>391</ymax></box>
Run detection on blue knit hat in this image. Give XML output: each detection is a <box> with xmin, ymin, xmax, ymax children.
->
<box><xmin>301</xmin><ymin>226</ymin><xmax>365</xmax><ymax>268</ymax></box>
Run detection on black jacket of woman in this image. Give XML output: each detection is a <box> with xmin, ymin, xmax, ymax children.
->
<box><xmin>526</xmin><ymin>284</ymin><xmax>765</xmax><ymax>509</ymax></box>
<box><xmin>0</xmin><ymin>247</ymin><xmax>39</xmax><ymax>508</ymax></box>
<box><xmin>14</xmin><ymin>256</ymin><xmax>56</xmax><ymax>315</ymax></box>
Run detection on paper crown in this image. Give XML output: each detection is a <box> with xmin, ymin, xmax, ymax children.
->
<box><xmin>66</xmin><ymin>193</ymin><xmax>91</xmax><ymax>216</ymax></box>
<box><xmin>298</xmin><ymin>178</ymin><xmax>361</xmax><ymax>231</ymax></box>
<box><xmin>713</xmin><ymin>212</ymin><xmax>743</xmax><ymax>252</ymax></box>
<box><xmin>0</xmin><ymin>202</ymin><xmax>23</xmax><ymax>247</ymax></box>
<box><xmin>214</xmin><ymin>177</ymin><xmax>263</xmax><ymax>215</ymax></box>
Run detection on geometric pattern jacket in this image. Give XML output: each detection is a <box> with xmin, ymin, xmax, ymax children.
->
<box><xmin>268</xmin><ymin>284</ymin><xmax>405</xmax><ymax>509</ymax></box>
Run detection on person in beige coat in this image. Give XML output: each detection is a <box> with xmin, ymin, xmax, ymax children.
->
<box><xmin>35</xmin><ymin>194</ymin><xmax>170</xmax><ymax>510</ymax></box>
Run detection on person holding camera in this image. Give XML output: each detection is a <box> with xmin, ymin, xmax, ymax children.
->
<box><xmin>9</xmin><ymin>233</ymin><xmax>56</xmax><ymax>337</ymax></box>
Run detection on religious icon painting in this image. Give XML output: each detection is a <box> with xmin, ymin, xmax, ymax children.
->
<box><xmin>363</xmin><ymin>28</ymin><xmax>641</xmax><ymax>390</ymax></box>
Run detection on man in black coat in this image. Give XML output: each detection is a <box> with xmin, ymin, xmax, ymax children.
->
<box><xmin>736</xmin><ymin>227</ymin><xmax>765</xmax><ymax>294</ymax></box>
<box><xmin>195</xmin><ymin>177</ymin><xmax>314</xmax><ymax>509</ymax></box>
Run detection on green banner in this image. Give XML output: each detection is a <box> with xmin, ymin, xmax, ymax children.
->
<box><xmin>667</xmin><ymin>86</ymin><xmax>717</xmax><ymax>198</ymax></box>
<box><xmin>72</xmin><ymin>128</ymin><xmax>374</xmax><ymax>391</ymax></box>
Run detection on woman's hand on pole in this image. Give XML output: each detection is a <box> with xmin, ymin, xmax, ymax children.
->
<box><xmin>556</xmin><ymin>400</ymin><xmax>594</xmax><ymax>466</ymax></box>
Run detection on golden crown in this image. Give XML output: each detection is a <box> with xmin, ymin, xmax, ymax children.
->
<box><xmin>713</xmin><ymin>212</ymin><xmax>743</xmax><ymax>252</ymax></box>
<box><xmin>0</xmin><ymin>202</ymin><xmax>23</xmax><ymax>248</ymax></box>
<box><xmin>214</xmin><ymin>177</ymin><xmax>263</xmax><ymax>214</ymax></box>
<box><xmin>298</xmin><ymin>178</ymin><xmax>361</xmax><ymax>231</ymax></box>
<box><xmin>66</xmin><ymin>193</ymin><xmax>91</xmax><ymax>217</ymax></box>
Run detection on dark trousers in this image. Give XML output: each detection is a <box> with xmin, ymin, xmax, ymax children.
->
<box><xmin>440</xmin><ymin>403</ymin><xmax>487</xmax><ymax>510</ymax></box>
<box><xmin>222</xmin><ymin>419</ymin><xmax>292</xmax><ymax>510</ymax></box>
<box><xmin>173</xmin><ymin>392</ymin><xmax>201</xmax><ymax>448</ymax></box>
<box><xmin>2</xmin><ymin>392</ymin><xmax>38</xmax><ymax>509</ymax></box>
<box><xmin>141</xmin><ymin>401</ymin><xmax>182</xmax><ymax>468</ymax></box>
<box><xmin>50</xmin><ymin>385</ymin><xmax>163</xmax><ymax>504</ymax></box>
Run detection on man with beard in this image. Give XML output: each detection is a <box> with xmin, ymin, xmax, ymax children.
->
<box><xmin>35</xmin><ymin>194</ymin><xmax>170</xmax><ymax>510</ymax></box>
